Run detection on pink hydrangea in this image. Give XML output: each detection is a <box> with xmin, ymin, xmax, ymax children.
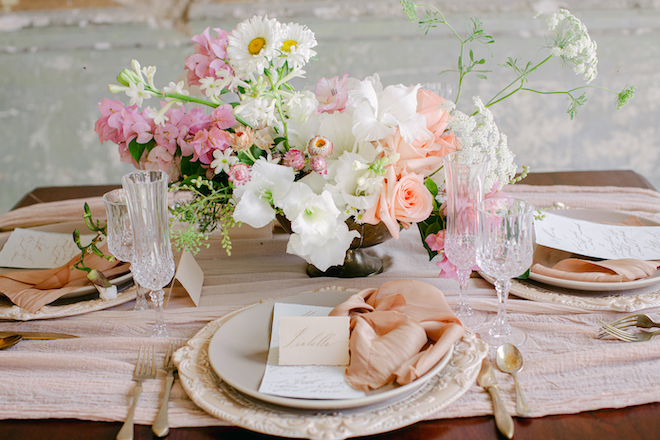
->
<box><xmin>185</xmin><ymin>27</ymin><xmax>232</xmax><ymax>86</ymax></box>
<box><xmin>316</xmin><ymin>73</ymin><xmax>351</xmax><ymax>114</ymax></box>
<box><xmin>228</xmin><ymin>163</ymin><xmax>251</xmax><ymax>186</ymax></box>
<box><xmin>153</xmin><ymin>122</ymin><xmax>180</xmax><ymax>155</ymax></box>
<box><xmin>283</xmin><ymin>149</ymin><xmax>306</xmax><ymax>170</ymax></box>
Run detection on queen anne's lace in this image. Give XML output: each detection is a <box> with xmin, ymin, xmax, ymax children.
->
<box><xmin>542</xmin><ymin>9</ymin><xmax>598</xmax><ymax>83</ymax></box>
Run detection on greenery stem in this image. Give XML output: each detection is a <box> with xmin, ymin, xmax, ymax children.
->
<box><xmin>485</xmin><ymin>55</ymin><xmax>553</xmax><ymax>108</ymax></box>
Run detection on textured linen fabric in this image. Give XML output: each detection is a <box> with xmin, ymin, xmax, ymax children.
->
<box><xmin>0</xmin><ymin>185</ymin><xmax>659</xmax><ymax>427</ymax></box>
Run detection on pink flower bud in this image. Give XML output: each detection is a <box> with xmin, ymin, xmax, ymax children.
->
<box><xmin>228</xmin><ymin>163</ymin><xmax>251</xmax><ymax>186</ymax></box>
<box><xmin>283</xmin><ymin>149</ymin><xmax>306</xmax><ymax>170</ymax></box>
<box><xmin>310</xmin><ymin>156</ymin><xmax>327</xmax><ymax>175</ymax></box>
<box><xmin>307</xmin><ymin>135</ymin><xmax>333</xmax><ymax>157</ymax></box>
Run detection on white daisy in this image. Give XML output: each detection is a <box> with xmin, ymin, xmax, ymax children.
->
<box><xmin>226</xmin><ymin>16</ymin><xmax>282</xmax><ymax>77</ymax></box>
<box><xmin>273</xmin><ymin>22</ymin><xmax>318</xmax><ymax>69</ymax></box>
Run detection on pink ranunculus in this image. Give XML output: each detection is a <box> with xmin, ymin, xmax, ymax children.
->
<box><xmin>316</xmin><ymin>73</ymin><xmax>351</xmax><ymax>114</ymax></box>
<box><xmin>362</xmin><ymin>167</ymin><xmax>434</xmax><ymax>239</ymax></box>
<box><xmin>211</xmin><ymin>104</ymin><xmax>237</xmax><ymax>130</ymax></box>
<box><xmin>142</xmin><ymin>145</ymin><xmax>181</xmax><ymax>181</ymax></box>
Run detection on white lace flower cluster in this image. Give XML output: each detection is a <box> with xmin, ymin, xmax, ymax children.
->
<box><xmin>542</xmin><ymin>9</ymin><xmax>598</xmax><ymax>83</ymax></box>
<box><xmin>447</xmin><ymin>97</ymin><xmax>516</xmax><ymax>192</ymax></box>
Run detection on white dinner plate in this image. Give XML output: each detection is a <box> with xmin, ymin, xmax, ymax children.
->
<box><xmin>207</xmin><ymin>289</ymin><xmax>454</xmax><ymax>410</ymax></box>
<box><xmin>528</xmin><ymin>209</ymin><xmax>660</xmax><ymax>292</ymax></box>
<box><xmin>0</xmin><ymin>221</ymin><xmax>132</xmax><ymax>300</ymax></box>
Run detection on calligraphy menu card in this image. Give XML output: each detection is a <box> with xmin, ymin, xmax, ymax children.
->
<box><xmin>0</xmin><ymin>228</ymin><xmax>96</xmax><ymax>269</ymax></box>
<box><xmin>258</xmin><ymin>302</ymin><xmax>365</xmax><ymax>400</ymax></box>
<box><xmin>534</xmin><ymin>212</ymin><xmax>660</xmax><ymax>260</ymax></box>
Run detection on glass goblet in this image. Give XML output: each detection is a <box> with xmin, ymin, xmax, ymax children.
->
<box><xmin>476</xmin><ymin>197</ymin><xmax>534</xmax><ymax>347</ymax></box>
<box><xmin>122</xmin><ymin>170</ymin><xmax>175</xmax><ymax>338</ymax></box>
<box><xmin>102</xmin><ymin>188</ymin><xmax>149</xmax><ymax>311</ymax></box>
<box><xmin>443</xmin><ymin>150</ymin><xmax>488</xmax><ymax>319</ymax></box>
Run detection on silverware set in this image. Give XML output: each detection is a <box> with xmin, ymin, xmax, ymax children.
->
<box><xmin>116</xmin><ymin>342</ymin><xmax>181</xmax><ymax>440</ymax></box>
<box><xmin>597</xmin><ymin>313</ymin><xmax>660</xmax><ymax>342</ymax></box>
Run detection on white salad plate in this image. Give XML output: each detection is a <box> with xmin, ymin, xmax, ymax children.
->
<box><xmin>174</xmin><ymin>287</ymin><xmax>487</xmax><ymax>440</ymax></box>
<box><xmin>207</xmin><ymin>288</ymin><xmax>454</xmax><ymax>410</ymax></box>
<box><xmin>528</xmin><ymin>209</ymin><xmax>660</xmax><ymax>292</ymax></box>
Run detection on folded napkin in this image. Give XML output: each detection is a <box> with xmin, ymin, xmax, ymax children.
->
<box><xmin>0</xmin><ymin>244</ymin><xmax>129</xmax><ymax>313</ymax></box>
<box><xmin>530</xmin><ymin>214</ymin><xmax>660</xmax><ymax>283</ymax></box>
<box><xmin>329</xmin><ymin>280</ymin><xmax>464</xmax><ymax>391</ymax></box>
<box><xmin>0</xmin><ymin>197</ymin><xmax>108</xmax><ymax>232</ymax></box>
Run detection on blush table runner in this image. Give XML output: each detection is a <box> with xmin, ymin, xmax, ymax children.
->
<box><xmin>0</xmin><ymin>185</ymin><xmax>659</xmax><ymax>428</ymax></box>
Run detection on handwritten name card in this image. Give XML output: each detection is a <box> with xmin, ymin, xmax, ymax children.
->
<box><xmin>279</xmin><ymin>316</ymin><xmax>350</xmax><ymax>366</ymax></box>
<box><xmin>0</xmin><ymin>228</ymin><xmax>96</xmax><ymax>269</ymax></box>
<box><xmin>257</xmin><ymin>302</ymin><xmax>365</xmax><ymax>400</ymax></box>
<box><xmin>534</xmin><ymin>212</ymin><xmax>660</xmax><ymax>260</ymax></box>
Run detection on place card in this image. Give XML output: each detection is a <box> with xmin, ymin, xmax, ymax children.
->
<box><xmin>534</xmin><ymin>212</ymin><xmax>660</xmax><ymax>260</ymax></box>
<box><xmin>0</xmin><ymin>228</ymin><xmax>95</xmax><ymax>269</ymax></box>
<box><xmin>172</xmin><ymin>249</ymin><xmax>204</xmax><ymax>306</ymax></box>
<box><xmin>258</xmin><ymin>302</ymin><xmax>365</xmax><ymax>400</ymax></box>
<box><xmin>279</xmin><ymin>316</ymin><xmax>350</xmax><ymax>366</ymax></box>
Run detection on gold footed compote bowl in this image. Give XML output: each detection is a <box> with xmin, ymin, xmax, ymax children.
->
<box><xmin>277</xmin><ymin>215</ymin><xmax>392</xmax><ymax>278</ymax></box>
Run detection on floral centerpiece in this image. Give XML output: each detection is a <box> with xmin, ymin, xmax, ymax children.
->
<box><xmin>94</xmin><ymin>5</ymin><xmax>633</xmax><ymax>276</ymax></box>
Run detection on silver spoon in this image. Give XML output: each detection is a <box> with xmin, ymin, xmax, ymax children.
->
<box><xmin>0</xmin><ymin>334</ymin><xmax>23</xmax><ymax>350</ymax></box>
<box><xmin>496</xmin><ymin>342</ymin><xmax>531</xmax><ymax>417</ymax></box>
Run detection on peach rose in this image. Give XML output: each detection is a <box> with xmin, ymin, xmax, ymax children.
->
<box><xmin>417</xmin><ymin>88</ymin><xmax>450</xmax><ymax>135</ymax></box>
<box><xmin>363</xmin><ymin>167</ymin><xmax>434</xmax><ymax>239</ymax></box>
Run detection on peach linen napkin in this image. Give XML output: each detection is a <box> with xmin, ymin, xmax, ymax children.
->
<box><xmin>0</xmin><ymin>244</ymin><xmax>128</xmax><ymax>313</ymax></box>
<box><xmin>530</xmin><ymin>215</ymin><xmax>660</xmax><ymax>283</ymax></box>
<box><xmin>329</xmin><ymin>280</ymin><xmax>464</xmax><ymax>391</ymax></box>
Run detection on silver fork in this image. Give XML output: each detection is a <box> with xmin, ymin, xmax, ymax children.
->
<box><xmin>597</xmin><ymin>313</ymin><xmax>660</xmax><ymax>339</ymax></box>
<box><xmin>597</xmin><ymin>319</ymin><xmax>660</xmax><ymax>342</ymax></box>
<box><xmin>117</xmin><ymin>346</ymin><xmax>157</xmax><ymax>440</ymax></box>
<box><xmin>152</xmin><ymin>341</ymin><xmax>180</xmax><ymax>438</ymax></box>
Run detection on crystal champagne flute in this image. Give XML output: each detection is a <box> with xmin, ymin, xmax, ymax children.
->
<box><xmin>102</xmin><ymin>188</ymin><xmax>149</xmax><ymax>311</ymax></box>
<box><xmin>122</xmin><ymin>170</ymin><xmax>175</xmax><ymax>337</ymax></box>
<box><xmin>476</xmin><ymin>197</ymin><xmax>534</xmax><ymax>346</ymax></box>
<box><xmin>443</xmin><ymin>151</ymin><xmax>488</xmax><ymax>319</ymax></box>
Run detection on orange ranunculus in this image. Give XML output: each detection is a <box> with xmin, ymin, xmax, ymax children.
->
<box><xmin>363</xmin><ymin>167</ymin><xmax>434</xmax><ymax>239</ymax></box>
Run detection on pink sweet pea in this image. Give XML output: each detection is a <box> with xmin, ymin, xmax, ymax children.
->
<box><xmin>95</xmin><ymin>98</ymin><xmax>127</xmax><ymax>144</ymax></box>
<box><xmin>211</xmin><ymin>104</ymin><xmax>237</xmax><ymax>130</ymax></box>
<box><xmin>316</xmin><ymin>73</ymin><xmax>351</xmax><ymax>114</ymax></box>
<box><xmin>425</xmin><ymin>230</ymin><xmax>479</xmax><ymax>281</ymax></box>
<box><xmin>121</xmin><ymin>108</ymin><xmax>154</xmax><ymax>145</ymax></box>
<box><xmin>142</xmin><ymin>145</ymin><xmax>181</xmax><ymax>181</ymax></box>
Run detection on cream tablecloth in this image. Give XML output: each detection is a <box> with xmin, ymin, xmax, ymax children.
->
<box><xmin>1</xmin><ymin>184</ymin><xmax>660</xmax><ymax>428</ymax></box>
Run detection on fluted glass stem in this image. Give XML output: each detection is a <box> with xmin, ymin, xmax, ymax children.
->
<box><xmin>456</xmin><ymin>268</ymin><xmax>473</xmax><ymax>317</ymax></box>
<box><xmin>149</xmin><ymin>289</ymin><xmax>167</xmax><ymax>337</ymax></box>
<box><xmin>490</xmin><ymin>278</ymin><xmax>512</xmax><ymax>338</ymax></box>
<box><xmin>130</xmin><ymin>268</ymin><xmax>149</xmax><ymax>311</ymax></box>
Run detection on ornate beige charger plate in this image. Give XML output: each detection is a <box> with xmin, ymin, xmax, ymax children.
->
<box><xmin>173</xmin><ymin>287</ymin><xmax>487</xmax><ymax>440</ymax></box>
<box><xmin>0</xmin><ymin>221</ymin><xmax>136</xmax><ymax>320</ymax></box>
<box><xmin>480</xmin><ymin>273</ymin><xmax>660</xmax><ymax>312</ymax></box>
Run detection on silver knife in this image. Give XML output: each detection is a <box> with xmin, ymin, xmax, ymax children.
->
<box><xmin>0</xmin><ymin>331</ymin><xmax>79</xmax><ymax>340</ymax></box>
<box><xmin>477</xmin><ymin>357</ymin><xmax>514</xmax><ymax>439</ymax></box>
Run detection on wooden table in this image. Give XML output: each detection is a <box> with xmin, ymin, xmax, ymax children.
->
<box><xmin>3</xmin><ymin>170</ymin><xmax>660</xmax><ymax>440</ymax></box>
